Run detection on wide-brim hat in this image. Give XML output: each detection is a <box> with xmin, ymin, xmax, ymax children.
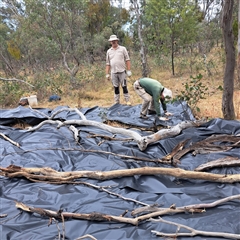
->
<box><xmin>162</xmin><ymin>88</ymin><xmax>173</xmax><ymax>99</ymax></box>
<box><xmin>108</xmin><ymin>35</ymin><xmax>119</xmax><ymax>42</ymax></box>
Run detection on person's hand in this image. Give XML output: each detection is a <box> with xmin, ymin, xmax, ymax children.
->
<box><xmin>126</xmin><ymin>70</ymin><xmax>132</xmax><ymax>77</ymax></box>
<box><xmin>159</xmin><ymin>116</ymin><xmax>169</xmax><ymax>121</ymax></box>
<box><xmin>106</xmin><ymin>74</ymin><xmax>110</xmax><ymax>80</ymax></box>
<box><xmin>164</xmin><ymin>111</ymin><xmax>173</xmax><ymax>116</ymax></box>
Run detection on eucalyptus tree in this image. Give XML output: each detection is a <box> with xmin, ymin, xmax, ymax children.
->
<box><xmin>0</xmin><ymin>0</ymin><xmax>25</xmax><ymax>76</ymax></box>
<box><xmin>21</xmin><ymin>0</ymin><xmax>91</xmax><ymax>84</ymax></box>
<box><xmin>144</xmin><ymin>0</ymin><xmax>200</xmax><ymax>75</ymax></box>
<box><xmin>221</xmin><ymin>0</ymin><xmax>235</xmax><ymax>120</ymax></box>
<box><xmin>237</xmin><ymin>0</ymin><xmax>240</xmax><ymax>87</ymax></box>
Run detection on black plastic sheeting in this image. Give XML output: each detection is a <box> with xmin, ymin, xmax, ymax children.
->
<box><xmin>0</xmin><ymin>104</ymin><xmax>240</xmax><ymax>240</ymax></box>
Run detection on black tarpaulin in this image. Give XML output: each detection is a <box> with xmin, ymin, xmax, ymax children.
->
<box><xmin>0</xmin><ymin>104</ymin><xmax>240</xmax><ymax>240</ymax></box>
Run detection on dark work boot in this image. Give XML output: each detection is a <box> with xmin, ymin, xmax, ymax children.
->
<box><xmin>148</xmin><ymin>109</ymin><xmax>157</xmax><ymax>115</ymax></box>
<box><xmin>140</xmin><ymin>113</ymin><xmax>148</xmax><ymax>119</ymax></box>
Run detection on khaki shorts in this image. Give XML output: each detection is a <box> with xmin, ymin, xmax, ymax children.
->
<box><xmin>111</xmin><ymin>71</ymin><xmax>127</xmax><ymax>87</ymax></box>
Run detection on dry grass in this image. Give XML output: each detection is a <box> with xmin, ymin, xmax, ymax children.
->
<box><xmin>37</xmin><ymin>71</ymin><xmax>240</xmax><ymax>120</ymax></box>
<box><xmin>22</xmin><ymin>47</ymin><xmax>240</xmax><ymax>120</ymax></box>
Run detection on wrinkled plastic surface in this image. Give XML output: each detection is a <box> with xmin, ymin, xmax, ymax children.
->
<box><xmin>0</xmin><ymin>104</ymin><xmax>240</xmax><ymax>240</ymax></box>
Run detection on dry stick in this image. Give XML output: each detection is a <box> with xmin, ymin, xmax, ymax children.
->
<box><xmin>61</xmin><ymin>213</ymin><xmax>65</xmax><ymax>240</ymax></box>
<box><xmin>28</xmin><ymin>106</ymin><xmax>49</xmax><ymax>118</ymax></box>
<box><xmin>75</xmin><ymin>234</ymin><xmax>97</xmax><ymax>240</ymax></box>
<box><xmin>1</xmin><ymin>165</ymin><xmax>240</xmax><ymax>183</ymax></box>
<box><xmin>0</xmin><ymin>133</ymin><xmax>20</xmax><ymax>147</ymax></box>
<box><xmin>151</xmin><ymin>217</ymin><xmax>240</xmax><ymax>239</ymax></box>
<box><xmin>132</xmin><ymin>194</ymin><xmax>240</xmax><ymax>216</ymax></box>
<box><xmin>48</xmin><ymin>107</ymin><xmax>86</xmax><ymax>120</ymax></box>
<box><xmin>15</xmin><ymin>194</ymin><xmax>240</xmax><ymax>227</ymax></box>
<box><xmin>87</xmin><ymin>133</ymin><xmax>133</xmax><ymax>142</ymax></box>
<box><xmin>49</xmin><ymin>218</ymin><xmax>61</xmax><ymax>240</ymax></box>
<box><xmin>195</xmin><ymin>156</ymin><xmax>240</xmax><ymax>171</ymax></box>
<box><xmin>1</xmin><ymin>147</ymin><xmax>168</xmax><ymax>164</ymax></box>
<box><xmin>34</xmin><ymin>179</ymin><xmax>149</xmax><ymax>207</ymax></box>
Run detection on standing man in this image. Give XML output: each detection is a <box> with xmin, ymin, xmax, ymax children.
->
<box><xmin>133</xmin><ymin>77</ymin><xmax>173</xmax><ymax>120</ymax></box>
<box><xmin>106</xmin><ymin>34</ymin><xmax>132</xmax><ymax>105</ymax></box>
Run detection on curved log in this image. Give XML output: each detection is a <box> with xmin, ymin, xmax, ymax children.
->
<box><xmin>28</xmin><ymin>113</ymin><xmax>207</xmax><ymax>151</ymax></box>
<box><xmin>1</xmin><ymin>165</ymin><xmax>240</xmax><ymax>183</ymax></box>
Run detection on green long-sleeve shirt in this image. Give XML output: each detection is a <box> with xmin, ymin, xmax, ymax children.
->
<box><xmin>139</xmin><ymin>77</ymin><xmax>167</xmax><ymax>116</ymax></box>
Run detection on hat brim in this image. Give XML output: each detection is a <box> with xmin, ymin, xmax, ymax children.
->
<box><xmin>108</xmin><ymin>38</ymin><xmax>119</xmax><ymax>42</ymax></box>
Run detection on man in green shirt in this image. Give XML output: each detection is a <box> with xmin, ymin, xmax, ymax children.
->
<box><xmin>133</xmin><ymin>77</ymin><xmax>173</xmax><ymax>120</ymax></box>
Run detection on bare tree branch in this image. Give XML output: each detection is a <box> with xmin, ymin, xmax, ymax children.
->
<box><xmin>0</xmin><ymin>77</ymin><xmax>34</xmax><ymax>87</ymax></box>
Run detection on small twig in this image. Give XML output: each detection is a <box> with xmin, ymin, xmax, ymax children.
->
<box><xmin>2</xmin><ymin>147</ymin><xmax>169</xmax><ymax>164</ymax></box>
<box><xmin>75</xmin><ymin>234</ymin><xmax>97</xmax><ymax>240</ymax></box>
<box><xmin>0</xmin><ymin>133</ymin><xmax>20</xmax><ymax>147</ymax></box>
<box><xmin>49</xmin><ymin>107</ymin><xmax>86</xmax><ymax>120</ymax></box>
<box><xmin>28</xmin><ymin>106</ymin><xmax>49</xmax><ymax>118</ymax></box>
<box><xmin>0</xmin><ymin>77</ymin><xmax>34</xmax><ymax>87</ymax></box>
<box><xmin>61</xmin><ymin>213</ymin><xmax>65</xmax><ymax>240</ymax></box>
<box><xmin>88</xmin><ymin>133</ymin><xmax>133</xmax><ymax>142</ymax></box>
<box><xmin>49</xmin><ymin>218</ymin><xmax>61</xmax><ymax>240</ymax></box>
<box><xmin>69</xmin><ymin>125</ymin><xmax>80</xmax><ymax>142</ymax></box>
<box><xmin>151</xmin><ymin>217</ymin><xmax>240</xmax><ymax>239</ymax></box>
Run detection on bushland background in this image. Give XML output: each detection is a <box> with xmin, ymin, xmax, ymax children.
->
<box><xmin>0</xmin><ymin>0</ymin><xmax>239</xmax><ymax>119</ymax></box>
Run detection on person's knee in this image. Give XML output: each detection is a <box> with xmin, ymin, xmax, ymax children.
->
<box><xmin>114</xmin><ymin>87</ymin><xmax>120</xmax><ymax>94</ymax></box>
<box><xmin>122</xmin><ymin>86</ymin><xmax>128</xmax><ymax>94</ymax></box>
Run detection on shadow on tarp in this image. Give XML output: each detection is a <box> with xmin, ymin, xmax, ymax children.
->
<box><xmin>0</xmin><ymin>105</ymin><xmax>240</xmax><ymax>240</ymax></box>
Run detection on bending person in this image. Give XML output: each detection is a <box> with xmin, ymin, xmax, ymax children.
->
<box><xmin>133</xmin><ymin>77</ymin><xmax>173</xmax><ymax>120</ymax></box>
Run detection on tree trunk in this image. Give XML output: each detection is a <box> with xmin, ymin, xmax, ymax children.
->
<box><xmin>131</xmin><ymin>0</ymin><xmax>149</xmax><ymax>77</ymax></box>
<box><xmin>171</xmin><ymin>35</ymin><xmax>175</xmax><ymax>76</ymax></box>
<box><xmin>237</xmin><ymin>0</ymin><xmax>240</xmax><ymax>87</ymax></box>
<box><xmin>221</xmin><ymin>0</ymin><xmax>236</xmax><ymax>120</ymax></box>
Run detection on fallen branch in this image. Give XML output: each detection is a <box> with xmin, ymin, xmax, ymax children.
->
<box><xmin>151</xmin><ymin>217</ymin><xmax>240</xmax><ymax>239</ymax></box>
<box><xmin>173</xmin><ymin>134</ymin><xmax>240</xmax><ymax>162</ymax></box>
<box><xmin>15</xmin><ymin>194</ymin><xmax>240</xmax><ymax>227</ymax></box>
<box><xmin>27</xmin><ymin>112</ymin><xmax>206</xmax><ymax>150</ymax></box>
<box><xmin>1</xmin><ymin>165</ymin><xmax>240</xmax><ymax>183</ymax></box>
<box><xmin>25</xmin><ymin>107</ymin><xmax>207</xmax><ymax>151</ymax></box>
